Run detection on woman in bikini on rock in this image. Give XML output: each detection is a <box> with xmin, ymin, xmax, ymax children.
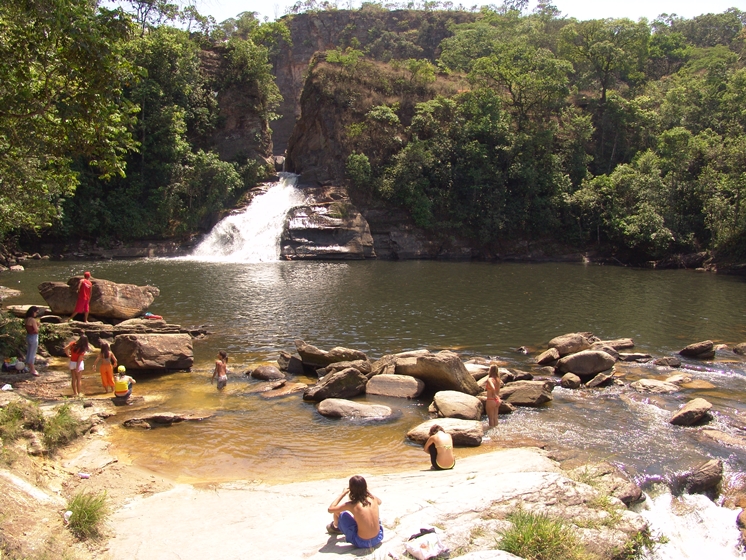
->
<box><xmin>485</xmin><ymin>362</ymin><xmax>502</xmax><ymax>428</ymax></box>
<box><xmin>423</xmin><ymin>424</ymin><xmax>455</xmax><ymax>470</ymax></box>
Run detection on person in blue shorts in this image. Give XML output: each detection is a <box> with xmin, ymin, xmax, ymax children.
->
<box><xmin>327</xmin><ymin>475</ymin><xmax>383</xmax><ymax>549</ymax></box>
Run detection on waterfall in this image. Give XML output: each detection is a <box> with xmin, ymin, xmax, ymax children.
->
<box><xmin>187</xmin><ymin>173</ymin><xmax>305</xmax><ymax>263</ymax></box>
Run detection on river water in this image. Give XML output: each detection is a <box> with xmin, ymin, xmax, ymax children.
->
<box><xmin>5</xmin><ymin>180</ymin><xmax>746</xmax><ymax>557</ymax></box>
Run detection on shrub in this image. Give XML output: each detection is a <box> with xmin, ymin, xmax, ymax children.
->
<box><xmin>67</xmin><ymin>491</ymin><xmax>108</xmax><ymax>539</ymax></box>
<box><xmin>497</xmin><ymin>509</ymin><xmax>591</xmax><ymax>560</ymax></box>
<box><xmin>0</xmin><ymin>312</ymin><xmax>25</xmax><ymax>360</ymax></box>
<box><xmin>43</xmin><ymin>404</ymin><xmax>81</xmax><ymax>451</ymax></box>
<box><xmin>0</xmin><ymin>401</ymin><xmax>45</xmax><ymax>442</ymax></box>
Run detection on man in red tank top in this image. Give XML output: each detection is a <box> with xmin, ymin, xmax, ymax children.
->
<box><xmin>69</xmin><ymin>271</ymin><xmax>93</xmax><ymax>322</ymax></box>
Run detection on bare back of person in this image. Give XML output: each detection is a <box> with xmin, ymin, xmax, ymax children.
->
<box><xmin>347</xmin><ymin>498</ymin><xmax>381</xmax><ymax>540</ymax></box>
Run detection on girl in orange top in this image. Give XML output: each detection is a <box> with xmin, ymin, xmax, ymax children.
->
<box><xmin>65</xmin><ymin>335</ymin><xmax>89</xmax><ymax>397</ymax></box>
<box><xmin>93</xmin><ymin>341</ymin><xmax>117</xmax><ymax>393</ymax></box>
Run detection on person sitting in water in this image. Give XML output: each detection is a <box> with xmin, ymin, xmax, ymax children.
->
<box><xmin>211</xmin><ymin>351</ymin><xmax>228</xmax><ymax>390</ymax></box>
<box><xmin>327</xmin><ymin>475</ymin><xmax>384</xmax><ymax>549</ymax></box>
<box><xmin>424</xmin><ymin>424</ymin><xmax>455</xmax><ymax>470</ymax></box>
<box><xmin>114</xmin><ymin>365</ymin><xmax>136</xmax><ymax>399</ymax></box>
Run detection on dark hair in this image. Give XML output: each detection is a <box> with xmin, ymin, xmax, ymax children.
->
<box><xmin>100</xmin><ymin>340</ymin><xmax>110</xmax><ymax>359</ymax></box>
<box><xmin>74</xmin><ymin>335</ymin><xmax>89</xmax><ymax>353</ymax></box>
<box><xmin>219</xmin><ymin>351</ymin><xmax>228</xmax><ymax>361</ymax></box>
<box><xmin>348</xmin><ymin>475</ymin><xmax>371</xmax><ymax>507</ymax></box>
<box><xmin>429</xmin><ymin>424</ymin><xmax>444</xmax><ymax>436</ymax></box>
<box><xmin>25</xmin><ymin>306</ymin><xmax>39</xmax><ymax>318</ymax></box>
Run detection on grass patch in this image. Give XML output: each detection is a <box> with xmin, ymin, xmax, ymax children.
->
<box><xmin>67</xmin><ymin>491</ymin><xmax>108</xmax><ymax>539</ymax></box>
<box><xmin>0</xmin><ymin>401</ymin><xmax>45</xmax><ymax>442</ymax></box>
<box><xmin>42</xmin><ymin>404</ymin><xmax>81</xmax><ymax>451</ymax></box>
<box><xmin>497</xmin><ymin>509</ymin><xmax>592</xmax><ymax>560</ymax></box>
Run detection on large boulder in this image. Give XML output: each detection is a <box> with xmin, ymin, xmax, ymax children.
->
<box><xmin>394</xmin><ymin>350</ymin><xmax>481</xmax><ymax>395</ymax></box>
<box><xmin>679</xmin><ymin>340</ymin><xmax>715</xmax><ymax>359</ymax></box>
<box><xmin>250</xmin><ymin>365</ymin><xmax>286</xmax><ymax>381</ymax></box>
<box><xmin>369</xmin><ymin>350</ymin><xmax>429</xmax><ymax>378</ymax></box>
<box><xmin>548</xmin><ymin>333</ymin><xmax>592</xmax><ymax>357</ymax></box>
<box><xmin>112</xmin><ymin>334</ymin><xmax>193</xmax><ymax>371</ymax></box>
<box><xmin>557</xmin><ymin>350</ymin><xmax>616</xmax><ymax>377</ymax></box>
<box><xmin>406</xmin><ymin>418</ymin><xmax>483</xmax><ymax>447</ymax></box>
<box><xmin>277</xmin><ymin>351</ymin><xmax>305</xmax><ymax>374</ymax></box>
<box><xmin>670</xmin><ymin>398</ymin><xmax>713</xmax><ymax>426</ymax></box>
<box><xmin>366</xmin><ymin>374</ymin><xmax>424</xmax><ymax>398</ymax></box>
<box><xmin>39</xmin><ymin>277</ymin><xmax>160</xmax><ymax>320</ymax></box>
<box><xmin>295</xmin><ymin>340</ymin><xmax>367</xmax><ymax>368</ymax></box>
<box><xmin>499</xmin><ymin>380</ymin><xmax>554</xmax><ymax>407</ymax></box>
<box><xmin>317</xmin><ymin>398</ymin><xmax>393</xmax><ymax>419</ymax></box>
<box><xmin>431</xmin><ymin>391</ymin><xmax>483</xmax><ymax>420</ymax></box>
<box><xmin>302</xmin><ymin>367</ymin><xmax>367</xmax><ymax>401</ymax></box>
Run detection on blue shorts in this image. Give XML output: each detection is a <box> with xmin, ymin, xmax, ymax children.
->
<box><xmin>338</xmin><ymin>511</ymin><xmax>383</xmax><ymax>549</ymax></box>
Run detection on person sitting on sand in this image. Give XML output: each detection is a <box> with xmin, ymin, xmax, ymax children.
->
<box><xmin>211</xmin><ymin>351</ymin><xmax>228</xmax><ymax>390</ymax></box>
<box><xmin>485</xmin><ymin>362</ymin><xmax>502</xmax><ymax>427</ymax></box>
<box><xmin>94</xmin><ymin>341</ymin><xmax>117</xmax><ymax>393</ymax></box>
<box><xmin>68</xmin><ymin>271</ymin><xmax>93</xmax><ymax>322</ymax></box>
<box><xmin>424</xmin><ymin>424</ymin><xmax>455</xmax><ymax>470</ymax></box>
<box><xmin>114</xmin><ymin>365</ymin><xmax>136</xmax><ymax>399</ymax></box>
<box><xmin>327</xmin><ymin>475</ymin><xmax>384</xmax><ymax>549</ymax></box>
<box><xmin>65</xmin><ymin>335</ymin><xmax>89</xmax><ymax>397</ymax></box>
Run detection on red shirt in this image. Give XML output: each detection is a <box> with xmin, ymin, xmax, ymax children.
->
<box><xmin>78</xmin><ymin>278</ymin><xmax>92</xmax><ymax>301</ymax></box>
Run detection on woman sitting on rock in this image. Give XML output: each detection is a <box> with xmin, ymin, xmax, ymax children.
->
<box><xmin>424</xmin><ymin>424</ymin><xmax>455</xmax><ymax>470</ymax></box>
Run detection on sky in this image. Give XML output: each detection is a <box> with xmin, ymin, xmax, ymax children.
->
<box><xmin>194</xmin><ymin>0</ymin><xmax>745</xmax><ymax>24</ymax></box>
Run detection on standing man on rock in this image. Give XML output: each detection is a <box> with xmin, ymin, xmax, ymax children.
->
<box><xmin>69</xmin><ymin>271</ymin><xmax>92</xmax><ymax>322</ymax></box>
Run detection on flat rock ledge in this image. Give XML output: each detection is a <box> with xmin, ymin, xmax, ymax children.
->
<box><xmin>105</xmin><ymin>448</ymin><xmax>649</xmax><ymax>560</ymax></box>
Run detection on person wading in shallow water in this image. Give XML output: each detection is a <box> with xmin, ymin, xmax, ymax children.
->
<box><xmin>485</xmin><ymin>362</ymin><xmax>502</xmax><ymax>428</ymax></box>
<box><xmin>68</xmin><ymin>271</ymin><xmax>93</xmax><ymax>322</ymax></box>
<box><xmin>211</xmin><ymin>351</ymin><xmax>228</xmax><ymax>390</ymax></box>
<box><xmin>327</xmin><ymin>475</ymin><xmax>384</xmax><ymax>549</ymax></box>
<box><xmin>423</xmin><ymin>424</ymin><xmax>456</xmax><ymax>470</ymax></box>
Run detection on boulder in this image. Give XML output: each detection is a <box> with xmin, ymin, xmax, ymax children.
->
<box><xmin>499</xmin><ymin>368</ymin><xmax>533</xmax><ymax>383</ymax></box>
<box><xmin>123</xmin><ymin>412</ymin><xmax>212</xmax><ymax>429</ymax></box>
<box><xmin>618</xmin><ymin>353</ymin><xmax>652</xmax><ymax>362</ymax></box>
<box><xmin>569</xmin><ymin>463</ymin><xmax>644</xmax><ymax>505</ymax></box>
<box><xmin>683</xmin><ymin>379</ymin><xmax>716</xmax><ymax>389</ymax></box>
<box><xmin>679</xmin><ymin>340</ymin><xmax>714</xmax><ymax>358</ymax></box>
<box><xmin>548</xmin><ymin>332</ymin><xmax>592</xmax><ymax>357</ymax></box>
<box><xmin>250</xmin><ymin>365</ymin><xmax>285</xmax><ymax>381</ymax></box>
<box><xmin>317</xmin><ymin>398</ymin><xmax>393</xmax><ymax>419</ymax></box>
<box><xmin>678</xmin><ymin>459</ymin><xmax>723</xmax><ymax>497</ymax></box>
<box><xmin>406</xmin><ymin>418</ymin><xmax>483</xmax><ymax>447</ymax></box>
<box><xmin>260</xmin><ymin>382</ymin><xmax>308</xmax><ymax>399</ymax></box>
<box><xmin>535</xmin><ymin>348</ymin><xmax>560</xmax><ymax>365</ymax></box>
<box><xmin>317</xmin><ymin>359</ymin><xmax>371</xmax><ymax>377</ymax></box>
<box><xmin>734</xmin><ymin>343</ymin><xmax>746</xmax><ymax>356</ymax></box>
<box><xmin>365</xmin><ymin>374</ymin><xmax>424</xmax><ymax>398</ymax></box>
<box><xmin>5</xmin><ymin>304</ymin><xmax>51</xmax><ymax>318</ymax></box>
<box><xmin>590</xmin><ymin>343</ymin><xmax>620</xmax><ymax>360</ymax></box>
<box><xmin>557</xmin><ymin>350</ymin><xmax>616</xmax><ymax>377</ymax></box>
<box><xmin>38</xmin><ymin>277</ymin><xmax>160</xmax><ymax>320</ymax></box>
<box><xmin>500</xmin><ymin>380</ymin><xmax>554</xmax><ymax>407</ymax></box>
<box><xmin>277</xmin><ymin>351</ymin><xmax>304</xmax><ymax>374</ymax></box>
<box><xmin>670</xmin><ymin>398</ymin><xmax>713</xmax><ymax>426</ymax></box>
<box><xmin>596</xmin><ymin>338</ymin><xmax>635</xmax><ymax>350</ymax></box>
<box><xmin>653</xmin><ymin>356</ymin><xmax>681</xmax><ymax>367</ymax></box>
<box><xmin>630</xmin><ymin>379</ymin><xmax>680</xmax><ymax>394</ymax></box>
<box><xmin>394</xmin><ymin>350</ymin><xmax>481</xmax><ymax>395</ymax></box>
<box><xmin>432</xmin><ymin>391</ymin><xmax>483</xmax><ymax>420</ymax></box>
<box><xmin>302</xmin><ymin>367</ymin><xmax>367</xmax><ymax>402</ymax></box>
<box><xmin>294</xmin><ymin>340</ymin><xmax>367</xmax><ymax>367</ymax></box>
<box><xmin>244</xmin><ymin>381</ymin><xmax>286</xmax><ymax>394</ymax></box>
<box><xmin>369</xmin><ymin>350</ymin><xmax>429</xmax><ymax>378</ymax></box>
<box><xmin>560</xmin><ymin>373</ymin><xmax>582</xmax><ymax>389</ymax></box>
<box><xmin>465</xmin><ymin>362</ymin><xmax>490</xmax><ymax>380</ymax></box>
<box><xmin>112</xmin><ymin>334</ymin><xmax>193</xmax><ymax>371</ymax></box>
<box><xmin>585</xmin><ymin>370</ymin><xmax>615</xmax><ymax>388</ymax></box>
<box><xmin>665</xmin><ymin>373</ymin><xmax>693</xmax><ymax>385</ymax></box>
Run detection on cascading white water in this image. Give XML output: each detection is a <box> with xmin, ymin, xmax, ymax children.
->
<box><xmin>187</xmin><ymin>173</ymin><xmax>305</xmax><ymax>263</ymax></box>
<box><xmin>637</xmin><ymin>492</ymin><xmax>745</xmax><ymax>559</ymax></box>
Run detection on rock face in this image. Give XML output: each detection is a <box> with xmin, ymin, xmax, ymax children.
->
<box><xmin>112</xmin><ymin>334</ymin><xmax>193</xmax><ymax>371</ymax></box>
<box><xmin>394</xmin><ymin>351</ymin><xmax>481</xmax><ymax>395</ymax></box>
<box><xmin>548</xmin><ymin>333</ymin><xmax>592</xmax><ymax>357</ymax></box>
<box><xmin>431</xmin><ymin>391</ymin><xmax>483</xmax><ymax>420</ymax></box>
<box><xmin>557</xmin><ymin>350</ymin><xmax>616</xmax><ymax>377</ymax></box>
<box><xmin>406</xmin><ymin>418</ymin><xmax>483</xmax><ymax>447</ymax></box>
<box><xmin>280</xmin><ymin>188</ymin><xmax>375</xmax><ymax>260</ymax></box>
<box><xmin>366</xmin><ymin>374</ymin><xmax>425</xmax><ymax>399</ymax></box>
<box><xmin>317</xmin><ymin>398</ymin><xmax>393</xmax><ymax>419</ymax></box>
<box><xmin>302</xmin><ymin>367</ymin><xmax>367</xmax><ymax>402</ymax></box>
<box><xmin>295</xmin><ymin>340</ymin><xmax>367</xmax><ymax>368</ymax></box>
<box><xmin>499</xmin><ymin>380</ymin><xmax>554</xmax><ymax>407</ymax></box>
<box><xmin>38</xmin><ymin>278</ymin><xmax>160</xmax><ymax>320</ymax></box>
<box><xmin>670</xmin><ymin>398</ymin><xmax>713</xmax><ymax>426</ymax></box>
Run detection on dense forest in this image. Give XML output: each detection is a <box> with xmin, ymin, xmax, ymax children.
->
<box><xmin>1</xmin><ymin>1</ymin><xmax>745</xmax><ymax>263</ymax></box>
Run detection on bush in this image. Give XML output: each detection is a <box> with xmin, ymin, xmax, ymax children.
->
<box><xmin>0</xmin><ymin>312</ymin><xmax>25</xmax><ymax>360</ymax></box>
<box><xmin>0</xmin><ymin>401</ymin><xmax>45</xmax><ymax>442</ymax></box>
<box><xmin>67</xmin><ymin>491</ymin><xmax>108</xmax><ymax>539</ymax></box>
<box><xmin>497</xmin><ymin>509</ymin><xmax>591</xmax><ymax>560</ymax></box>
<box><xmin>43</xmin><ymin>404</ymin><xmax>81</xmax><ymax>451</ymax></box>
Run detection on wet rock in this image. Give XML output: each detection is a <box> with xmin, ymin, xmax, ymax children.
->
<box><xmin>630</xmin><ymin>379</ymin><xmax>680</xmax><ymax>393</ymax></box>
<box><xmin>569</xmin><ymin>462</ymin><xmax>644</xmax><ymax>505</ymax></box>
<box><xmin>112</xmin><ymin>333</ymin><xmax>193</xmax><ymax>371</ymax></box>
<box><xmin>734</xmin><ymin>343</ymin><xmax>746</xmax><ymax>356</ymax></box>
<box><xmin>500</xmin><ymin>380</ymin><xmax>553</xmax><ymax>407</ymax></box>
<box><xmin>244</xmin><ymin>380</ymin><xmax>286</xmax><ymax>394</ymax></box>
<box><xmin>295</xmin><ymin>339</ymin><xmax>367</xmax><ymax>368</ymax></box>
<box><xmin>406</xmin><ymin>418</ymin><xmax>483</xmax><ymax>447</ymax></box>
<box><xmin>395</xmin><ymin>350</ymin><xmax>481</xmax><ymax>395</ymax></box>
<box><xmin>317</xmin><ymin>359</ymin><xmax>371</xmax><ymax>377</ymax></box>
<box><xmin>596</xmin><ymin>338</ymin><xmax>635</xmax><ymax>350</ymax></box>
<box><xmin>432</xmin><ymin>390</ymin><xmax>483</xmax><ymax>420</ymax></box>
<box><xmin>560</xmin><ymin>373</ymin><xmax>582</xmax><ymax>389</ymax></box>
<box><xmin>365</xmin><ymin>373</ymin><xmax>424</xmax><ymax>398</ymax></box>
<box><xmin>670</xmin><ymin>398</ymin><xmax>712</xmax><ymax>426</ymax></box>
<box><xmin>682</xmin><ymin>379</ymin><xmax>716</xmax><ymax>389</ymax></box>
<box><xmin>317</xmin><ymin>398</ymin><xmax>393</xmax><ymax>419</ymax></box>
<box><xmin>250</xmin><ymin>365</ymin><xmax>285</xmax><ymax>381</ymax></box>
<box><xmin>277</xmin><ymin>351</ymin><xmax>304</xmax><ymax>374</ymax></box>
<box><xmin>618</xmin><ymin>353</ymin><xmax>652</xmax><ymax>362</ymax></box>
<box><xmin>653</xmin><ymin>356</ymin><xmax>682</xmax><ymax>367</ymax></box>
<box><xmin>585</xmin><ymin>370</ymin><xmax>614</xmax><ymax>388</ymax></box>
<box><xmin>548</xmin><ymin>333</ymin><xmax>592</xmax><ymax>357</ymax></box>
<box><xmin>302</xmin><ymin>367</ymin><xmax>367</xmax><ymax>402</ymax></box>
<box><xmin>702</xmin><ymin>429</ymin><xmax>746</xmax><ymax>449</ymax></box>
<box><xmin>679</xmin><ymin>340</ymin><xmax>715</xmax><ymax>359</ymax></box>
<box><xmin>557</xmin><ymin>350</ymin><xmax>616</xmax><ymax>377</ymax></box>
<box><xmin>123</xmin><ymin>412</ymin><xmax>212</xmax><ymax>429</ymax></box>
<box><xmin>536</xmin><ymin>348</ymin><xmax>560</xmax><ymax>365</ymax></box>
<box><xmin>39</xmin><ymin>277</ymin><xmax>159</xmax><ymax>320</ymax></box>
<box><xmin>678</xmin><ymin>459</ymin><xmax>723</xmax><ymax>497</ymax></box>
<box><xmin>123</xmin><ymin>418</ymin><xmax>152</xmax><ymax>429</ymax></box>
<box><xmin>665</xmin><ymin>373</ymin><xmax>693</xmax><ymax>385</ymax></box>
<box><xmin>260</xmin><ymin>382</ymin><xmax>308</xmax><ymax>399</ymax></box>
